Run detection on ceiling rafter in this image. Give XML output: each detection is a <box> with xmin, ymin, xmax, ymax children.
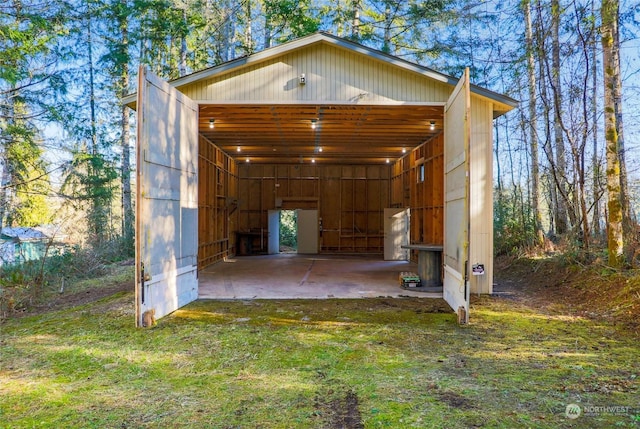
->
<box><xmin>200</xmin><ymin>103</ymin><xmax>444</xmax><ymax>164</ymax></box>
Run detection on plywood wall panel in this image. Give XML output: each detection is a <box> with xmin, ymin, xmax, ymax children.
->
<box><xmin>368</xmin><ymin>211</ymin><xmax>382</xmax><ymax>234</ymax></box>
<box><xmin>262</xmin><ymin>179</ymin><xmax>275</xmax><ymax>210</ymax></box>
<box><xmin>341</xmin><ymin>180</ymin><xmax>354</xmax><ymax>211</ymax></box>
<box><xmin>232</xmin><ymin>163</ymin><xmax>391</xmax><ymax>253</ymax></box>
<box><xmin>341</xmin><ymin>212</ymin><xmax>354</xmax><ymax>231</ymax></box>
<box><xmin>321</xmin><ymin>179</ymin><xmax>341</xmax><ymax>228</ymax></box>
<box><xmin>354</xmin><ymin>211</ymin><xmax>367</xmax><ymax>234</ymax></box>
<box><xmin>290</xmin><ymin>178</ymin><xmax>302</xmax><ymax>196</ymax></box>
<box><xmin>389</xmin><ymin>132</ymin><xmax>444</xmax><ymax>260</ymax></box>
<box><xmin>198</xmin><ymin>135</ymin><xmax>238</xmax><ymax>268</ymax></box>
<box><xmin>354</xmin><ymin>180</ymin><xmax>366</xmax><ymax>210</ymax></box>
<box><xmin>248</xmin><ymin>180</ymin><xmax>262</xmax><ymax>210</ymax></box>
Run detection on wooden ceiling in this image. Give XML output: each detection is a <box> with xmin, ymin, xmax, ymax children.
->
<box><xmin>199</xmin><ymin>104</ymin><xmax>444</xmax><ymax>164</ymax></box>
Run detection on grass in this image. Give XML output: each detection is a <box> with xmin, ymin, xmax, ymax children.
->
<box><xmin>1</xmin><ymin>291</ymin><xmax>638</xmax><ymax>428</ymax></box>
<box><xmin>0</xmin><ymin>263</ymin><xmax>133</xmax><ymax>318</ymax></box>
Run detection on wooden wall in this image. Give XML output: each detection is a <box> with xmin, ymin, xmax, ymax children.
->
<box><xmin>198</xmin><ymin>135</ymin><xmax>238</xmax><ymax>268</ymax></box>
<box><xmin>391</xmin><ymin>133</ymin><xmax>444</xmax><ymax>247</ymax></box>
<box><xmin>237</xmin><ymin>164</ymin><xmax>390</xmax><ymax>253</ymax></box>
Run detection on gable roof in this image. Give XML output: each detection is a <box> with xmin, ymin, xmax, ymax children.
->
<box><xmin>125</xmin><ymin>32</ymin><xmax>517</xmax><ymax>112</ymax></box>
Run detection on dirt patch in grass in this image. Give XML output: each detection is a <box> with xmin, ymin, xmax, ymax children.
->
<box><xmin>6</xmin><ymin>278</ymin><xmax>131</xmax><ymax>320</ymax></box>
<box><xmin>437</xmin><ymin>390</ymin><xmax>475</xmax><ymax>410</ymax></box>
<box><xmin>493</xmin><ymin>255</ymin><xmax>640</xmax><ymax>335</ymax></box>
<box><xmin>314</xmin><ymin>386</ymin><xmax>364</xmax><ymax>429</ymax></box>
<box><xmin>2</xmin><ymin>264</ymin><xmax>133</xmax><ymax>320</ymax></box>
<box><xmin>30</xmin><ymin>281</ymin><xmax>131</xmax><ymax>314</ymax></box>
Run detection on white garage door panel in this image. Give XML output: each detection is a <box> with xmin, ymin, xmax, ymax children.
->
<box><xmin>443</xmin><ymin>68</ymin><xmax>471</xmax><ymax>323</ymax></box>
<box><xmin>136</xmin><ymin>67</ymin><xmax>199</xmax><ymax>327</ymax></box>
<box><xmin>384</xmin><ymin>208</ymin><xmax>409</xmax><ymax>261</ymax></box>
<box><xmin>297</xmin><ymin>210</ymin><xmax>318</xmax><ymax>254</ymax></box>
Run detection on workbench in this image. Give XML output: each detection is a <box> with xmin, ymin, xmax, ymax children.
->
<box><xmin>401</xmin><ymin>244</ymin><xmax>443</xmax><ymax>287</ymax></box>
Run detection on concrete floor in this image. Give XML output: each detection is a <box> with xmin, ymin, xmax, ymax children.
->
<box><xmin>198</xmin><ymin>253</ymin><xmax>443</xmax><ymax>299</ymax></box>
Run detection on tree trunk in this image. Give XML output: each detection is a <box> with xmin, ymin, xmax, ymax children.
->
<box><xmin>88</xmin><ymin>12</ymin><xmax>98</xmax><ymax>156</ymax></box>
<box><xmin>352</xmin><ymin>0</ymin><xmax>360</xmax><ymax>39</ymax></box>
<box><xmin>535</xmin><ymin>3</ymin><xmax>555</xmax><ymax>235</ymax></box>
<box><xmin>591</xmin><ymin>0</ymin><xmax>601</xmax><ymax>237</ymax></box>
<box><xmin>601</xmin><ymin>0</ymin><xmax>624</xmax><ymax>267</ymax></box>
<box><xmin>245</xmin><ymin>0</ymin><xmax>253</xmax><ymax>54</ymax></box>
<box><xmin>120</xmin><ymin>1</ymin><xmax>133</xmax><ymax>248</ymax></box>
<box><xmin>382</xmin><ymin>3</ymin><xmax>391</xmax><ymax>53</ymax></box>
<box><xmin>551</xmin><ymin>0</ymin><xmax>570</xmax><ymax>234</ymax></box>
<box><xmin>611</xmin><ymin>0</ymin><xmax>633</xmax><ymax>246</ymax></box>
<box><xmin>179</xmin><ymin>7</ymin><xmax>187</xmax><ymax>76</ymax></box>
<box><xmin>523</xmin><ymin>0</ymin><xmax>543</xmax><ymax>245</ymax></box>
<box><xmin>0</xmin><ymin>147</ymin><xmax>10</xmax><ymax>229</ymax></box>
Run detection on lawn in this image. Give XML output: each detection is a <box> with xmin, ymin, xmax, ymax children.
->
<box><xmin>1</xmin><ymin>285</ymin><xmax>638</xmax><ymax>428</ymax></box>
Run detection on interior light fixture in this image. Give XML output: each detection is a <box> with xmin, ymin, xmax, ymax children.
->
<box><xmin>209</xmin><ymin>119</ymin><xmax>215</xmax><ymax>129</ymax></box>
<box><xmin>386</xmin><ymin>158</ymin><xmax>390</xmax><ymax>164</ymax></box>
<box><xmin>245</xmin><ymin>157</ymin><xmax>250</xmax><ymax>163</ymax></box>
<box><xmin>311</xmin><ymin>158</ymin><xmax>316</xmax><ymax>163</ymax></box>
<box><xmin>429</xmin><ymin>121</ymin><xmax>435</xmax><ymax>131</ymax></box>
<box><xmin>311</xmin><ymin>119</ymin><xmax>317</xmax><ymax>130</ymax></box>
<box><xmin>237</xmin><ymin>146</ymin><xmax>241</xmax><ymax>152</ymax></box>
<box><xmin>318</xmin><ymin>147</ymin><xmax>323</xmax><ymax>152</ymax></box>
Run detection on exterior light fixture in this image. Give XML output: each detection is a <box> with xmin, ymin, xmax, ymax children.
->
<box><xmin>237</xmin><ymin>146</ymin><xmax>241</xmax><ymax>152</ymax></box>
<box><xmin>245</xmin><ymin>157</ymin><xmax>250</xmax><ymax>163</ymax></box>
<box><xmin>311</xmin><ymin>158</ymin><xmax>316</xmax><ymax>163</ymax></box>
<box><xmin>429</xmin><ymin>121</ymin><xmax>435</xmax><ymax>131</ymax></box>
<box><xmin>209</xmin><ymin>119</ymin><xmax>215</xmax><ymax>128</ymax></box>
<box><xmin>402</xmin><ymin>147</ymin><xmax>406</xmax><ymax>154</ymax></box>
<box><xmin>386</xmin><ymin>158</ymin><xmax>390</xmax><ymax>164</ymax></box>
<box><xmin>311</xmin><ymin>119</ymin><xmax>317</xmax><ymax>130</ymax></box>
<box><xmin>318</xmin><ymin>147</ymin><xmax>323</xmax><ymax>152</ymax></box>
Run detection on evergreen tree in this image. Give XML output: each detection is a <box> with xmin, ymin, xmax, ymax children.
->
<box><xmin>0</xmin><ymin>0</ymin><xmax>69</xmax><ymax>228</ymax></box>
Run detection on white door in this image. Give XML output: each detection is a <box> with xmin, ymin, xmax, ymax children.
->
<box><xmin>297</xmin><ymin>209</ymin><xmax>318</xmax><ymax>254</ymax></box>
<box><xmin>268</xmin><ymin>210</ymin><xmax>280</xmax><ymax>254</ymax></box>
<box><xmin>443</xmin><ymin>68</ymin><xmax>471</xmax><ymax>324</ymax></box>
<box><xmin>135</xmin><ymin>67</ymin><xmax>199</xmax><ymax>327</ymax></box>
<box><xmin>384</xmin><ymin>208</ymin><xmax>409</xmax><ymax>260</ymax></box>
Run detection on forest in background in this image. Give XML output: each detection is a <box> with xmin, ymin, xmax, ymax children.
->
<box><xmin>1</xmin><ymin>0</ymin><xmax>639</xmax><ymax>285</ymax></box>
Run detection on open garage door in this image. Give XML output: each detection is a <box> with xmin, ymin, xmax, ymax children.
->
<box><xmin>135</xmin><ymin>67</ymin><xmax>199</xmax><ymax>327</ymax></box>
<box><xmin>384</xmin><ymin>208</ymin><xmax>409</xmax><ymax>261</ymax></box>
<box><xmin>443</xmin><ymin>68</ymin><xmax>471</xmax><ymax>324</ymax></box>
<box><xmin>297</xmin><ymin>210</ymin><xmax>318</xmax><ymax>254</ymax></box>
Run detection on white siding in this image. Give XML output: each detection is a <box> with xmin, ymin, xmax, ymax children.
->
<box><xmin>469</xmin><ymin>97</ymin><xmax>494</xmax><ymax>294</ymax></box>
<box><xmin>178</xmin><ymin>43</ymin><xmax>452</xmax><ymax>104</ymax></box>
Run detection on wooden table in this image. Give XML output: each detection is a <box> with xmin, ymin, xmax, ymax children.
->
<box><xmin>401</xmin><ymin>244</ymin><xmax>443</xmax><ymax>287</ymax></box>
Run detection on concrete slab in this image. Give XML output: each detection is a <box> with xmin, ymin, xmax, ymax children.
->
<box><xmin>198</xmin><ymin>254</ymin><xmax>443</xmax><ymax>299</ymax></box>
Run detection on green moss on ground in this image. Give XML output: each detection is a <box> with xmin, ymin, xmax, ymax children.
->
<box><xmin>1</xmin><ymin>291</ymin><xmax>638</xmax><ymax>428</ymax></box>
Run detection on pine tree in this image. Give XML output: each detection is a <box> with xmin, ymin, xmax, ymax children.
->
<box><xmin>0</xmin><ymin>0</ymin><xmax>68</xmax><ymax>228</ymax></box>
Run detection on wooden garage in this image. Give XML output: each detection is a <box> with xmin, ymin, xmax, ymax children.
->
<box><xmin>128</xmin><ymin>32</ymin><xmax>516</xmax><ymax>326</ymax></box>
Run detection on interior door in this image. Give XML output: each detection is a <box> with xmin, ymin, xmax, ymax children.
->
<box><xmin>268</xmin><ymin>210</ymin><xmax>280</xmax><ymax>254</ymax></box>
<box><xmin>443</xmin><ymin>68</ymin><xmax>471</xmax><ymax>324</ymax></box>
<box><xmin>384</xmin><ymin>208</ymin><xmax>409</xmax><ymax>260</ymax></box>
<box><xmin>297</xmin><ymin>209</ymin><xmax>318</xmax><ymax>254</ymax></box>
<box><xmin>135</xmin><ymin>67</ymin><xmax>199</xmax><ymax>327</ymax></box>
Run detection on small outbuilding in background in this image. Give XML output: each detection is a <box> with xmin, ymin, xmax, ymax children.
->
<box><xmin>0</xmin><ymin>227</ymin><xmax>50</xmax><ymax>267</ymax></box>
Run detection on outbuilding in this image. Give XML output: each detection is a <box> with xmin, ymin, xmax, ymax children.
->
<box><xmin>126</xmin><ymin>32</ymin><xmax>516</xmax><ymax>327</ymax></box>
<box><xmin>0</xmin><ymin>227</ymin><xmax>49</xmax><ymax>266</ymax></box>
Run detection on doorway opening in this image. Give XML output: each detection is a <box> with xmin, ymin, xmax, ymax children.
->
<box><xmin>279</xmin><ymin>210</ymin><xmax>297</xmax><ymax>253</ymax></box>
